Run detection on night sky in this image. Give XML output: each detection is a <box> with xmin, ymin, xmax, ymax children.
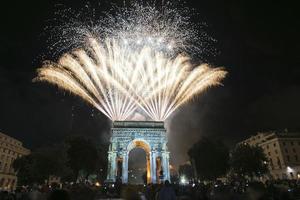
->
<box><xmin>0</xmin><ymin>0</ymin><xmax>299</xmax><ymax>167</ymax></box>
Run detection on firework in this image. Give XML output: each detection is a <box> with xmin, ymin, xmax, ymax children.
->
<box><xmin>35</xmin><ymin>39</ymin><xmax>138</xmax><ymax>121</ymax></box>
<box><xmin>47</xmin><ymin>2</ymin><xmax>216</xmax><ymax>59</ymax></box>
<box><xmin>35</xmin><ymin>37</ymin><xmax>226</xmax><ymax>121</ymax></box>
<box><xmin>37</xmin><ymin>2</ymin><xmax>226</xmax><ymax>121</ymax></box>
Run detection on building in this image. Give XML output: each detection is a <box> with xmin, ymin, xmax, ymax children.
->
<box><xmin>48</xmin><ymin>175</ymin><xmax>61</xmax><ymax>185</ymax></box>
<box><xmin>106</xmin><ymin>121</ymin><xmax>170</xmax><ymax>184</ymax></box>
<box><xmin>241</xmin><ymin>131</ymin><xmax>300</xmax><ymax>180</ymax></box>
<box><xmin>0</xmin><ymin>132</ymin><xmax>30</xmax><ymax>190</ymax></box>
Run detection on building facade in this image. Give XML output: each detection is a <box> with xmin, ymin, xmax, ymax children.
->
<box><xmin>241</xmin><ymin>131</ymin><xmax>300</xmax><ymax>180</ymax></box>
<box><xmin>0</xmin><ymin>132</ymin><xmax>30</xmax><ymax>190</ymax></box>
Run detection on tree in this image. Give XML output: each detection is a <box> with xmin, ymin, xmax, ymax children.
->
<box><xmin>96</xmin><ymin>141</ymin><xmax>108</xmax><ymax>182</ymax></box>
<box><xmin>178</xmin><ymin>163</ymin><xmax>194</xmax><ymax>181</ymax></box>
<box><xmin>13</xmin><ymin>145</ymin><xmax>72</xmax><ymax>185</ymax></box>
<box><xmin>13</xmin><ymin>155</ymin><xmax>34</xmax><ymax>185</ymax></box>
<box><xmin>34</xmin><ymin>146</ymin><xmax>67</xmax><ymax>179</ymax></box>
<box><xmin>230</xmin><ymin>143</ymin><xmax>268</xmax><ymax>179</ymax></box>
<box><xmin>188</xmin><ymin>137</ymin><xmax>229</xmax><ymax>181</ymax></box>
<box><xmin>13</xmin><ymin>136</ymin><xmax>107</xmax><ymax>186</ymax></box>
<box><xmin>65</xmin><ymin>136</ymin><xmax>101</xmax><ymax>181</ymax></box>
<box><xmin>33</xmin><ymin>145</ymin><xmax>73</xmax><ymax>182</ymax></box>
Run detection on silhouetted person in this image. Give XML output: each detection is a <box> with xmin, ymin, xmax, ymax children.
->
<box><xmin>158</xmin><ymin>180</ymin><xmax>176</xmax><ymax>200</ymax></box>
<box><xmin>48</xmin><ymin>189</ymin><xmax>70</xmax><ymax>200</ymax></box>
<box><xmin>29</xmin><ymin>186</ymin><xmax>42</xmax><ymax>200</ymax></box>
<box><xmin>121</xmin><ymin>187</ymin><xmax>140</xmax><ymax>200</ymax></box>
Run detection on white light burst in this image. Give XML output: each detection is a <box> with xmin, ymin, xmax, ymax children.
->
<box><xmin>48</xmin><ymin>2</ymin><xmax>216</xmax><ymax>59</ymax></box>
<box><xmin>35</xmin><ymin>38</ymin><xmax>226</xmax><ymax>121</ymax></box>
<box><xmin>37</xmin><ymin>2</ymin><xmax>226</xmax><ymax>121</ymax></box>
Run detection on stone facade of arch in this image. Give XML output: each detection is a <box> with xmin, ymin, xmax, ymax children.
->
<box><xmin>106</xmin><ymin>121</ymin><xmax>170</xmax><ymax>184</ymax></box>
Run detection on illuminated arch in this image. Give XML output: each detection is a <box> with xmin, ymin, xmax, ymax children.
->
<box><xmin>106</xmin><ymin>121</ymin><xmax>170</xmax><ymax>184</ymax></box>
<box><xmin>127</xmin><ymin>139</ymin><xmax>151</xmax><ymax>152</ymax></box>
<box><xmin>127</xmin><ymin>139</ymin><xmax>151</xmax><ymax>183</ymax></box>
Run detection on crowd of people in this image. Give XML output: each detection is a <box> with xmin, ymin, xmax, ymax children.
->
<box><xmin>0</xmin><ymin>180</ymin><xmax>174</xmax><ymax>200</ymax></box>
<box><xmin>1</xmin><ymin>179</ymin><xmax>300</xmax><ymax>200</ymax></box>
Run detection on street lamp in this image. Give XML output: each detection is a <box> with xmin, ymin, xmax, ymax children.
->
<box><xmin>287</xmin><ymin>166</ymin><xmax>294</xmax><ymax>173</ymax></box>
<box><xmin>180</xmin><ymin>176</ymin><xmax>187</xmax><ymax>185</ymax></box>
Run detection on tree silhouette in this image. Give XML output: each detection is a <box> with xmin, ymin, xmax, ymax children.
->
<box><xmin>66</xmin><ymin>136</ymin><xmax>100</xmax><ymax>181</ymax></box>
<box><xmin>230</xmin><ymin>143</ymin><xmax>268</xmax><ymax>179</ymax></box>
<box><xmin>188</xmin><ymin>137</ymin><xmax>229</xmax><ymax>181</ymax></box>
<box><xmin>13</xmin><ymin>145</ymin><xmax>71</xmax><ymax>185</ymax></box>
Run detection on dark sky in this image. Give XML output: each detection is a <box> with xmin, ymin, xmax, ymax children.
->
<box><xmin>0</xmin><ymin>0</ymin><xmax>299</xmax><ymax>167</ymax></box>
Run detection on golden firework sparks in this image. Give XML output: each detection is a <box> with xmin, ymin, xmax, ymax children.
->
<box><xmin>35</xmin><ymin>38</ymin><xmax>226</xmax><ymax>121</ymax></box>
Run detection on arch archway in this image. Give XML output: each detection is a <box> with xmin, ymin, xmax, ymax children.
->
<box><xmin>127</xmin><ymin>139</ymin><xmax>151</xmax><ymax>183</ymax></box>
<box><xmin>128</xmin><ymin>148</ymin><xmax>147</xmax><ymax>184</ymax></box>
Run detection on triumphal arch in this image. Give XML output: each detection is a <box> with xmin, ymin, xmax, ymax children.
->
<box><xmin>106</xmin><ymin>121</ymin><xmax>170</xmax><ymax>184</ymax></box>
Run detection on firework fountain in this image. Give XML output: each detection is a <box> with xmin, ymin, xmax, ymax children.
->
<box><xmin>35</xmin><ymin>2</ymin><xmax>227</xmax><ymax>122</ymax></box>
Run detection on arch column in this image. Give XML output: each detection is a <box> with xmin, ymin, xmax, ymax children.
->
<box><xmin>155</xmin><ymin>153</ymin><xmax>163</xmax><ymax>184</ymax></box>
<box><xmin>122</xmin><ymin>151</ymin><xmax>128</xmax><ymax>183</ymax></box>
<box><xmin>106</xmin><ymin>151</ymin><xmax>117</xmax><ymax>182</ymax></box>
<box><xmin>162</xmin><ymin>151</ymin><xmax>170</xmax><ymax>181</ymax></box>
<box><xmin>146</xmin><ymin>153</ymin><xmax>151</xmax><ymax>183</ymax></box>
<box><xmin>150</xmin><ymin>150</ymin><xmax>157</xmax><ymax>183</ymax></box>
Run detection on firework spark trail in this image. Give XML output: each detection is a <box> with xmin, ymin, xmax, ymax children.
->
<box><xmin>37</xmin><ymin>3</ymin><xmax>226</xmax><ymax>121</ymax></box>
<box><xmin>35</xmin><ymin>39</ymin><xmax>138</xmax><ymax>121</ymax></box>
<box><xmin>123</xmin><ymin>50</ymin><xmax>227</xmax><ymax>121</ymax></box>
<box><xmin>48</xmin><ymin>2</ymin><xmax>216</xmax><ymax>59</ymax></box>
<box><xmin>35</xmin><ymin>38</ymin><xmax>226</xmax><ymax>121</ymax></box>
